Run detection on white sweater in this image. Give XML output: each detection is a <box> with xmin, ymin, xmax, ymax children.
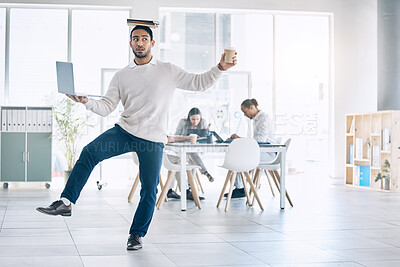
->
<box><xmin>84</xmin><ymin>57</ymin><xmax>223</xmax><ymax>144</ymax></box>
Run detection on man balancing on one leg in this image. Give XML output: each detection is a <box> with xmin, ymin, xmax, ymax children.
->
<box><xmin>37</xmin><ymin>25</ymin><xmax>237</xmax><ymax>250</ymax></box>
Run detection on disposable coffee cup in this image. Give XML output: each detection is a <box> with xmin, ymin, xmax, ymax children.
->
<box><xmin>189</xmin><ymin>134</ymin><xmax>197</xmax><ymax>144</ymax></box>
<box><xmin>224</xmin><ymin>47</ymin><xmax>236</xmax><ymax>63</ymax></box>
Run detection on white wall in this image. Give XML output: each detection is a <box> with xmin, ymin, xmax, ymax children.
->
<box><xmin>3</xmin><ymin>0</ymin><xmax>378</xmax><ymax>179</ymax></box>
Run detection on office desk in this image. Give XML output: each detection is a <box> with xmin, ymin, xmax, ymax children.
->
<box><xmin>165</xmin><ymin>143</ymin><xmax>287</xmax><ymax>211</ymax></box>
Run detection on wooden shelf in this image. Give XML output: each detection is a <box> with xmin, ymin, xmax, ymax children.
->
<box><xmin>345</xmin><ymin>111</ymin><xmax>400</xmax><ymax>192</ymax></box>
<box><xmin>353</xmin><ymin>158</ymin><xmax>370</xmax><ymax>162</ymax></box>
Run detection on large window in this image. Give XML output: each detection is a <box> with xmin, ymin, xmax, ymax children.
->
<box><xmin>0</xmin><ymin>8</ymin><xmax>5</xmax><ymax>105</ymax></box>
<box><xmin>228</xmin><ymin>13</ymin><xmax>274</xmax><ymax>114</ymax></box>
<box><xmin>160</xmin><ymin>12</ymin><xmax>216</xmax><ymax>73</ymax></box>
<box><xmin>4</xmin><ymin>8</ymin><xmax>129</xmax><ymax>106</ymax></box>
<box><xmin>160</xmin><ymin>11</ymin><xmax>253</xmax><ymax>137</ymax></box>
<box><xmin>160</xmin><ymin>10</ymin><xmax>274</xmax><ymax>137</ymax></box>
<box><xmin>160</xmin><ymin>9</ymin><xmax>332</xmax><ymax>170</ymax></box>
<box><xmin>168</xmin><ymin>72</ymin><xmax>251</xmax><ymax>138</ymax></box>
<box><xmin>275</xmin><ymin>15</ymin><xmax>330</xmax><ymax>165</ymax></box>
<box><xmin>71</xmin><ymin>10</ymin><xmax>129</xmax><ymax>96</ymax></box>
<box><xmin>9</xmin><ymin>8</ymin><xmax>68</xmax><ymax>106</ymax></box>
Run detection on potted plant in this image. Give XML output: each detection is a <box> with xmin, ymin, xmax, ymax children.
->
<box><xmin>54</xmin><ymin>98</ymin><xmax>88</xmax><ymax>184</ymax></box>
<box><xmin>375</xmin><ymin>159</ymin><xmax>390</xmax><ymax>190</ymax></box>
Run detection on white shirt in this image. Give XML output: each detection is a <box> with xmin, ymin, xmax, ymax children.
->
<box><xmin>253</xmin><ymin>110</ymin><xmax>277</xmax><ymax>144</ymax></box>
<box><xmin>84</xmin><ymin>57</ymin><xmax>222</xmax><ymax>143</ymax></box>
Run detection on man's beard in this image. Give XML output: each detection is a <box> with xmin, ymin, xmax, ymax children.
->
<box><xmin>133</xmin><ymin>50</ymin><xmax>148</xmax><ymax>58</ymax></box>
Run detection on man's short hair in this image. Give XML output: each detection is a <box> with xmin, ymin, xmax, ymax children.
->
<box><xmin>130</xmin><ymin>25</ymin><xmax>153</xmax><ymax>41</ymax></box>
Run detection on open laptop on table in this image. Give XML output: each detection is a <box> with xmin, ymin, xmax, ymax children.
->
<box><xmin>56</xmin><ymin>61</ymin><xmax>102</xmax><ymax>98</ymax></box>
<box><xmin>186</xmin><ymin>128</ymin><xmax>207</xmax><ymax>137</ymax></box>
<box><xmin>210</xmin><ymin>131</ymin><xmax>272</xmax><ymax>145</ymax></box>
<box><xmin>209</xmin><ymin>131</ymin><xmax>233</xmax><ymax>143</ymax></box>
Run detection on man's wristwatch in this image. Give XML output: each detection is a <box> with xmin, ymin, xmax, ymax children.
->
<box><xmin>218</xmin><ymin>63</ymin><xmax>226</xmax><ymax>71</ymax></box>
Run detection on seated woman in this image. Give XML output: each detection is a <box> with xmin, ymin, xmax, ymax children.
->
<box><xmin>226</xmin><ymin>98</ymin><xmax>278</xmax><ymax>198</ymax></box>
<box><xmin>167</xmin><ymin>107</ymin><xmax>214</xmax><ymax>200</ymax></box>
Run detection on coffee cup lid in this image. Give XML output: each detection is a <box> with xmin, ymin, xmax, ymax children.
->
<box><xmin>225</xmin><ymin>47</ymin><xmax>236</xmax><ymax>51</ymax></box>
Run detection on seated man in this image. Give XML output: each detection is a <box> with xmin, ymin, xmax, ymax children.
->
<box><xmin>225</xmin><ymin>98</ymin><xmax>277</xmax><ymax>198</ymax></box>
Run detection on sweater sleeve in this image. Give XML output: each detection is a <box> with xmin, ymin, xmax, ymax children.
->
<box><xmin>84</xmin><ymin>73</ymin><xmax>120</xmax><ymax>117</ymax></box>
<box><xmin>170</xmin><ymin>64</ymin><xmax>223</xmax><ymax>92</ymax></box>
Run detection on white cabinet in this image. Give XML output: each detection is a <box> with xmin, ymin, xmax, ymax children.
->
<box><xmin>0</xmin><ymin>106</ymin><xmax>52</xmax><ymax>188</ymax></box>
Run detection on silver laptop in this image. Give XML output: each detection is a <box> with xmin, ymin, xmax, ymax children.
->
<box><xmin>56</xmin><ymin>61</ymin><xmax>102</xmax><ymax>97</ymax></box>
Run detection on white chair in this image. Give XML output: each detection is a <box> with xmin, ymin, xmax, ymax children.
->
<box><xmin>156</xmin><ymin>153</ymin><xmax>202</xmax><ymax>209</ymax></box>
<box><xmin>250</xmin><ymin>139</ymin><xmax>293</xmax><ymax>207</ymax></box>
<box><xmin>127</xmin><ymin>152</ymin><xmax>166</xmax><ymax>203</ymax></box>
<box><xmin>217</xmin><ymin>138</ymin><xmax>263</xmax><ymax>212</ymax></box>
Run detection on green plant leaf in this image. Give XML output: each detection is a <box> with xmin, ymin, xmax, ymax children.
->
<box><xmin>375</xmin><ymin>172</ymin><xmax>382</xmax><ymax>182</ymax></box>
<box><xmin>54</xmin><ymin>98</ymin><xmax>89</xmax><ymax>171</ymax></box>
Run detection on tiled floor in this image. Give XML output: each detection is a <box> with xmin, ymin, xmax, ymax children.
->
<box><xmin>1</xmin><ymin>163</ymin><xmax>400</xmax><ymax>267</ymax></box>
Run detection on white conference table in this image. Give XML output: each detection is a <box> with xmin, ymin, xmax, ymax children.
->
<box><xmin>165</xmin><ymin>142</ymin><xmax>287</xmax><ymax>211</ymax></box>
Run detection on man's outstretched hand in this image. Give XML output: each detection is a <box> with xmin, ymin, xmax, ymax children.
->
<box><xmin>218</xmin><ymin>52</ymin><xmax>237</xmax><ymax>71</ymax></box>
<box><xmin>66</xmin><ymin>94</ymin><xmax>88</xmax><ymax>104</ymax></box>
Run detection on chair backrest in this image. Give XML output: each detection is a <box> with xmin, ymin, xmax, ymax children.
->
<box><xmin>163</xmin><ymin>152</ymin><xmax>179</xmax><ymax>172</ymax></box>
<box><xmin>132</xmin><ymin>152</ymin><xmax>139</xmax><ymax>166</ymax></box>
<box><xmin>267</xmin><ymin>138</ymin><xmax>291</xmax><ymax>165</ymax></box>
<box><xmin>222</xmin><ymin>138</ymin><xmax>260</xmax><ymax>172</ymax></box>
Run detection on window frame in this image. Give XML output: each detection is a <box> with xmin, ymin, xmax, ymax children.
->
<box><xmin>0</xmin><ymin>4</ymin><xmax>131</xmax><ymax>105</ymax></box>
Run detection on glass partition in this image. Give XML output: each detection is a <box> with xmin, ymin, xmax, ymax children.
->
<box><xmin>160</xmin><ymin>12</ymin><xmax>216</xmax><ymax>73</ymax></box>
<box><xmin>225</xmin><ymin>13</ymin><xmax>273</xmax><ymax>114</ymax></box>
<box><xmin>275</xmin><ymin>15</ymin><xmax>330</xmax><ymax>164</ymax></box>
<box><xmin>160</xmin><ymin>8</ymin><xmax>331</xmax><ymax>170</ymax></box>
<box><xmin>8</xmin><ymin>8</ymin><xmax>68</xmax><ymax>105</ymax></box>
<box><xmin>71</xmin><ymin>10</ymin><xmax>129</xmax><ymax>96</ymax></box>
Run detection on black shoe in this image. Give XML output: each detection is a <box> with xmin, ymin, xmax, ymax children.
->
<box><xmin>127</xmin><ymin>234</ymin><xmax>143</xmax><ymax>250</ymax></box>
<box><xmin>186</xmin><ymin>189</ymin><xmax>205</xmax><ymax>201</ymax></box>
<box><xmin>223</xmin><ymin>188</ymin><xmax>246</xmax><ymax>199</ymax></box>
<box><xmin>203</xmin><ymin>171</ymin><xmax>214</xmax><ymax>182</ymax></box>
<box><xmin>36</xmin><ymin>200</ymin><xmax>72</xmax><ymax>216</ymax></box>
<box><xmin>167</xmin><ymin>189</ymin><xmax>181</xmax><ymax>199</ymax></box>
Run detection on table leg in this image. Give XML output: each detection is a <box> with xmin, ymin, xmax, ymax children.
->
<box><xmin>280</xmin><ymin>149</ymin><xmax>286</xmax><ymax>209</ymax></box>
<box><xmin>180</xmin><ymin>151</ymin><xmax>187</xmax><ymax>211</ymax></box>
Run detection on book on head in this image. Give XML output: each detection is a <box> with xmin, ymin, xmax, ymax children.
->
<box><xmin>127</xmin><ymin>18</ymin><xmax>159</xmax><ymax>28</ymax></box>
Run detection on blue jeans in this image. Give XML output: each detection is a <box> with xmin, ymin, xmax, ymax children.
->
<box><xmin>61</xmin><ymin>124</ymin><xmax>164</xmax><ymax>237</ymax></box>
